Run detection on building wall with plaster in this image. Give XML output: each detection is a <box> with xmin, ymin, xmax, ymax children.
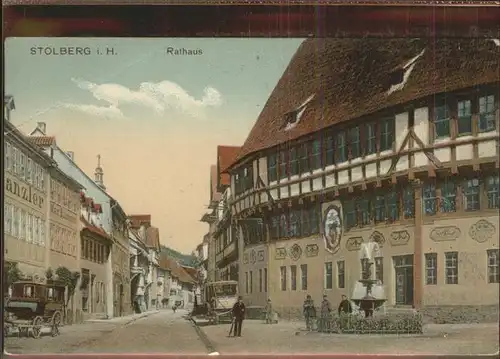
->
<box><xmin>4</xmin><ymin>134</ymin><xmax>51</xmax><ymax>281</ymax></box>
<box><xmin>422</xmin><ymin>215</ymin><xmax>499</xmax><ymax>307</ymax></box>
<box><xmin>228</xmin><ymin>79</ymin><xmax>499</xmax><ymax>323</ymax></box>
<box><xmin>239</xmin><ymin>243</ymin><xmax>268</xmax><ymax>307</ymax></box>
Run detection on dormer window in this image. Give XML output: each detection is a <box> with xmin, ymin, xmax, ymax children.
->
<box><xmin>283</xmin><ymin>94</ymin><xmax>315</xmax><ymax>131</ymax></box>
<box><xmin>387</xmin><ymin>49</ymin><xmax>425</xmax><ymax>95</ymax></box>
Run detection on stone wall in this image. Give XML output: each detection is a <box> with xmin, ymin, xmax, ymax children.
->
<box><xmin>421</xmin><ymin>305</ymin><xmax>499</xmax><ymax>324</ymax></box>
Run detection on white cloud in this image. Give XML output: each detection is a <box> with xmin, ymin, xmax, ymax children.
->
<box><xmin>68</xmin><ymin>78</ymin><xmax>223</xmax><ymax>119</ymax></box>
<box><xmin>62</xmin><ymin>103</ymin><xmax>125</xmax><ymax>120</ymax></box>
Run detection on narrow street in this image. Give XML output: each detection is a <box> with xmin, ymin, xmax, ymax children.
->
<box><xmin>4</xmin><ymin>310</ymin><xmax>209</xmax><ymax>354</ymax></box>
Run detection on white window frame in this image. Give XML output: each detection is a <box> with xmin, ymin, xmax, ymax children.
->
<box><xmin>12</xmin><ymin>147</ymin><xmax>18</xmax><ymax>175</ymax></box>
<box><xmin>445</xmin><ymin>251</ymin><xmax>458</xmax><ymax>284</ymax></box>
<box><xmin>20</xmin><ymin>209</ymin><xmax>26</xmax><ymax>240</ymax></box>
<box><xmin>324</xmin><ymin>262</ymin><xmax>333</xmax><ymax>289</ymax></box>
<box><xmin>27</xmin><ymin>214</ymin><xmax>33</xmax><ymax>243</ymax></box>
<box><xmin>19</xmin><ymin>152</ymin><xmax>26</xmax><ymax>181</ymax></box>
<box><xmin>487</xmin><ymin>249</ymin><xmax>499</xmax><ymax>284</ymax></box>
<box><xmin>27</xmin><ymin>158</ymin><xmax>33</xmax><ymax>184</ymax></box>
<box><xmin>6</xmin><ymin>142</ymin><xmax>12</xmax><ymax>172</ymax></box>
<box><xmin>13</xmin><ymin>207</ymin><xmax>20</xmax><ymax>238</ymax></box>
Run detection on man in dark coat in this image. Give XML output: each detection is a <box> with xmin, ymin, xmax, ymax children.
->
<box><xmin>338</xmin><ymin>294</ymin><xmax>353</xmax><ymax>316</ymax></box>
<box><xmin>231</xmin><ymin>296</ymin><xmax>246</xmax><ymax>337</ymax></box>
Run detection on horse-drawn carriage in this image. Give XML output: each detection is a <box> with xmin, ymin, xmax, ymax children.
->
<box><xmin>4</xmin><ymin>281</ymin><xmax>65</xmax><ymax>339</ymax></box>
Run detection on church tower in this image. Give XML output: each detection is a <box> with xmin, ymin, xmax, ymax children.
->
<box><xmin>94</xmin><ymin>154</ymin><xmax>106</xmax><ymax>191</ymax></box>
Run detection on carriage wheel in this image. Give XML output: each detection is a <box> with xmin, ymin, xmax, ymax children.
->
<box><xmin>51</xmin><ymin>311</ymin><xmax>62</xmax><ymax>337</ymax></box>
<box><xmin>31</xmin><ymin>316</ymin><xmax>43</xmax><ymax>339</ymax></box>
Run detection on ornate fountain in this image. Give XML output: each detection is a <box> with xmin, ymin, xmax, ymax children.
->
<box><xmin>350</xmin><ymin>241</ymin><xmax>387</xmax><ymax>318</ymax></box>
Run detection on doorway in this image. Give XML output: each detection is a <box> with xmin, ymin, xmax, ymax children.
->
<box><xmin>119</xmin><ymin>284</ymin><xmax>124</xmax><ymax>316</ymax></box>
<box><xmin>393</xmin><ymin>255</ymin><xmax>414</xmax><ymax>306</ymax></box>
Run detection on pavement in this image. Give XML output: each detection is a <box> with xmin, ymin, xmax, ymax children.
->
<box><xmin>5</xmin><ymin>310</ymin><xmax>498</xmax><ymax>355</ymax></box>
<box><xmin>193</xmin><ymin>317</ymin><xmax>500</xmax><ymax>355</ymax></box>
<box><xmin>4</xmin><ymin>309</ymin><xmax>208</xmax><ymax>354</ymax></box>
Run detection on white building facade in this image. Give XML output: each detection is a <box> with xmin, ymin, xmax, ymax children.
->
<box><xmin>29</xmin><ymin>122</ymin><xmax>118</xmax><ymax>319</ymax></box>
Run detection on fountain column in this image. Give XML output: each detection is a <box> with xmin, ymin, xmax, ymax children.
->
<box><xmin>351</xmin><ymin>241</ymin><xmax>386</xmax><ymax>318</ymax></box>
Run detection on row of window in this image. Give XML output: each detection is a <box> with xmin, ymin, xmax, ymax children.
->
<box><xmin>425</xmin><ymin>250</ymin><xmax>499</xmax><ymax>285</ymax></box>
<box><xmin>234</xmin><ymin>164</ymin><xmax>254</xmax><ymax>196</ymax></box>
<box><xmin>81</xmin><ymin>280</ymin><xmax>106</xmax><ymax>311</ymax></box>
<box><xmin>4</xmin><ymin>203</ymin><xmax>46</xmax><ymax>246</ymax></box>
<box><xmin>344</xmin><ymin>188</ymin><xmax>413</xmax><ymax>230</ymax></box>
<box><xmin>49</xmin><ymin>223</ymin><xmax>77</xmax><ymax>255</ymax></box>
<box><xmin>340</xmin><ymin>175</ymin><xmax>499</xmax><ymax>232</ymax></box>
<box><xmin>279</xmin><ymin>264</ymin><xmax>311</xmax><ymax>291</ymax></box>
<box><xmin>433</xmin><ymin>94</ymin><xmax>496</xmax><ymax>139</ymax></box>
<box><xmin>269</xmin><ymin>205</ymin><xmax>320</xmax><ymax>240</ymax></box>
<box><xmin>231</xmin><ymin>93</ymin><xmax>497</xmax><ymax>194</ymax></box>
<box><xmin>323</xmin><ymin>260</ymin><xmax>351</xmax><ymax>290</ymax></box>
<box><xmin>267</xmin><ymin>118</ymin><xmax>395</xmax><ymax>183</ymax></box>
<box><xmin>50</xmin><ymin>178</ymin><xmax>79</xmax><ymax>213</ymax></box>
<box><xmin>422</xmin><ymin>176</ymin><xmax>499</xmax><ymax>215</ymax></box>
<box><xmin>81</xmin><ymin>237</ymin><xmax>110</xmax><ymax>264</ymax></box>
<box><xmin>215</xmin><ymin>225</ymin><xmax>237</xmax><ymax>254</ymax></box>
<box><xmin>5</xmin><ymin>142</ymin><xmax>47</xmax><ymax>192</ymax></box>
<box><xmin>244</xmin><ymin>268</ymin><xmax>268</xmax><ymax>294</ymax></box>
<box><xmin>320</xmin><ymin>251</ymin><xmax>499</xmax><ymax>289</ymax></box>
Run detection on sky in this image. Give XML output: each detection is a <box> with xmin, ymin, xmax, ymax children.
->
<box><xmin>5</xmin><ymin>37</ymin><xmax>304</xmax><ymax>254</ymax></box>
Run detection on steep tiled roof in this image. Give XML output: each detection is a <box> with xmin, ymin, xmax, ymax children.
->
<box><xmin>227</xmin><ymin>38</ymin><xmax>500</xmax><ymax>170</ymax></box>
<box><xmin>210</xmin><ymin>165</ymin><xmax>221</xmax><ymax>202</ymax></box>
<box><xmin>181</xmin><ymin>266</ymin><xmax>198</xmax><ymax>282</ymax></box>
<box><xmin>28</xmin><ymin>136</ymin><xmax>56</xmax><ymax>147</ymax></box>
<box><xmin>217</xmin><ymin>145</ymin><xmax>240</xmax><ymax>187</ymax></box>
<box><xmin>159</xmin><ymin>253</ymin><xmax>195</xmax><ymax>284</ymax></box>
<box><xmin>80</xmin><ymin>215</ymin><xmax>110</xmax><ymax>240</ymax></box>
<box><xmin>128</xmin><ymin>214</ymin><xmax>151</xmax><ymax>228</ymax></box>
<box><xmin>177</xmin><ymin>266</ymin><xmax>196</xmax><ymax>284</ymax></box>
<box><xmin>158</xmin><ymin>252</ymin><xmax>172</xmax><ymax>271</ymax></box>
<box><xmin>145</xmin><ymin>226</ymin><xmax>160</xmax><ymax>250</ymax></box>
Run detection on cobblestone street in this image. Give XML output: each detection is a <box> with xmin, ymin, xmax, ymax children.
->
<box><xmin>197</xmin><ymin>319</ymin><xmax>500</xmax><ymax>355</ymax></box>
<box><xmin>4</xmin><ymin>308</ymin><xmax>499</xmax><ymax>355</ymax></box>
<box><xmin>4</xmin><ymin>310</ymin><xmax>208</xmax><ymax>354</ymax></box>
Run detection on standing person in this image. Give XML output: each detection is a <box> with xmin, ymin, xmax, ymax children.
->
<box><xmin>303</xmin><ymin>295</ymin><xmax>316</xmax><ymax>331</ymax></box>
<box><xmin>338</xmin><ymin>294</ymin><xmax>353</xmax><ymax>316</ymax></box>
<box><xmin>265</xmin><ymin>298</ymin><xmax>274</xmax><ymax>324</ymax></box>
<box><xmin>231</xmin><ymin>296</ymin><xmax>246</xmax><ymax>337</ymax></box>
<box><xmin>319</xmin><ymin>294</ymin><xmax>332</xmax><ymax>332</ymax></box>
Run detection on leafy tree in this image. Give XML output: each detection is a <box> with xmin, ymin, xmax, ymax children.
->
<box><xmin>5</xmin><ymin>263</ymin><xmax>23</xmax><ymax>286</ymax></box>
<box><xmin>45</xmin><ymin>267</ymin><xmax>54</xmax><ymax>281</ymax></box>
<box><xmin>55</xmin><ymin>266</ymin><xmax>81</xmax><ymax>322</ymax></box>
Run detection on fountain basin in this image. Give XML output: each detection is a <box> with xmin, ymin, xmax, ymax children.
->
<box><xmin>352</xmin><ymin>296</ymin><xmax>387</xmax><ymax>317</ymax></box>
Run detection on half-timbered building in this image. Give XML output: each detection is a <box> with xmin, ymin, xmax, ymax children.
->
<box><xmin>213</xmin><ymin>146</ymin><xmax>241</xmax><ymax>283</ymax></box>
<box><xmin>224</xmin><ymin>38</ymin><xmax>499</xmax><ymax>322</ymax></box>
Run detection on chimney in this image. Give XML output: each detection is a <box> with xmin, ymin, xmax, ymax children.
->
<box><xmin>66</xmin><ymin>151</ymin><xmax>74</xmax><ymax>161</ymax></box>
<box><xmin>37</xmin><ymin>122</ymin><xmax>47</xmax><ymax>134</ymax></box>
